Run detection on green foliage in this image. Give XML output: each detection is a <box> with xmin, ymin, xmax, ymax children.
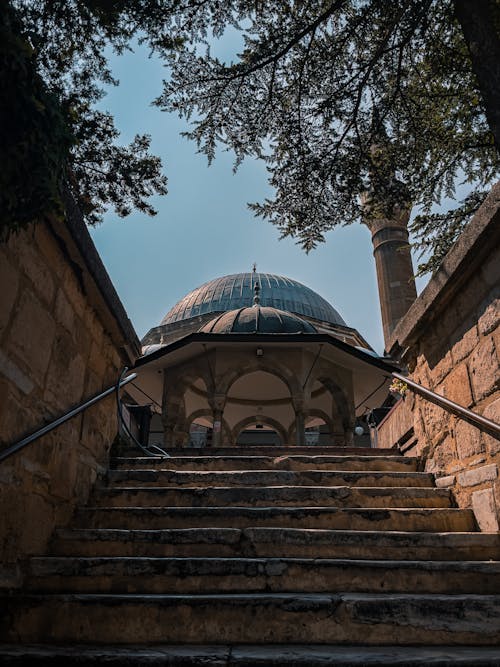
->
<box><xmin>0</xmin><ymin>2</ymin><xmax>72</xmax><ymax>239</ymax></box>
<box><xmin>2</xmin><ymin>0</ymin><xmax>498</xmax><ymax>272</ymax></box>
<box><xmin>1</xmin><ymin>0</ymin><xmax>169</xmax><ymax>238</ymax></box>
<box><xmin>410</xmin><ymin>189</ymin><xmax>488</xmax><ymax>274</ymax></box>
<box><xmin>155</xmin><ymin>0</ymin><xmax>499</xmax><ymax>274</ymax></box>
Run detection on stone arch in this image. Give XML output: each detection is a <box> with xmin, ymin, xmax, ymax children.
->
<box><xmin>218</xmin><ymin>358</ymin><xmax>301</xmax><ymax>398</ymax></box>
<box><xmin>162</xmin><ymin>366</ymin><xmax>213</xmax><ymax>448</ymax></box>
<box><xmin>304</xmin><ymin>409</ymin><xmax>334</xmax><ymax>433</ymax></box>
<box><xmin>319</xmin><ymin>378</ymin><xmax>352</xmax><ymax>426</ymax></box>
<box><xmin>185</xmin><ymin>408</ymin><xmax>231</xmax><ymax>445</ymax></box>
<box><xmin>232</xmin><ymin>415</ymin><xmax>287</xmax><ymax>445</ymax></box>
<box><xmin>168</xmin><ymin>363</ymin><xmax>214</xmax><ymax>399</ymax></box>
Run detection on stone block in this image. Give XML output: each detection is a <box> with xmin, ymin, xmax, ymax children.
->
<box><xmin>74</xmin><ymin>317</ymin><xmax>92</xmax><ymax>362</ymax></box>
<box><xmin>427</xmin><ymin>350</ymin><xmax>453</xmax><ymax>386</ymax></box>
<box><xmin>469</xmin><ymin>338</ymin><xmax>500</xmax><ymax>401</ymax></box>
<box><xmin>495</xmin><ymin>327</ymin><xmax>500</xmax><ymax>364</ymax></box>
<box><xmin>49</xmin><ymin>448</ymin><xmax>78</xmax><ymax>501</ymax></box>
<box><xmin>7</xmin><ymin>291</ymin><xmax>56</xmax><ymax>386</ymax></box>
<box><xmin>455</xmin><ymin>419</ymin><xmax>484</xmax><ymax>459</ymax></box>
<box><xmin>435</xmin><ymin>475</ymin><xmax>455</xmax><ymax>488</ymax></box>
<box><xmin>0</xmin><ymin>350</ymin><xmax>34</xmax><ymax>396</ymax></box>
<box><xmin>88</xmin><ymin>340</ymin><xmax>107</xmax><ymax>377</ymax></box>
<box><xmin>0</xmin><ymin>251</ymin><xmax>19</xmax><ymax>339</ymax></box>
<box><xmin>15</xmin><ymin>236</ymin><xmax>55</xmax><ymax>306</ymax></box>
<box><xmin>54</xmin><ymin>289</ymin><xmax>74</xmax><ymax>333</ymax></box>
<box><xmin>44</xmin><ymin>331</ymin><xmax>86</xmax><ymax>410</ymax></box>
<box><xmin>481</xmin><ymin>250</ymin><xmax>500</xmax><ymax>288</ymax></box>
<box><xmin>481</xmin><ymin>397</ymin><xmax>500</xmax><ymax>456</ymax></box>
<box><xmin>62</xmin><ymin>266</ymin><xmax>86</xmax><ymax>318</ymax></box>
<box><xmin>32</xmin><ymin>223</ymin><xmax>63</xmax><ymax>266</ymax></box>
<box><xmin>417</xmin><ymin>400</ymin><xmax>449</xmax><ymax>443</ymax></box>
<box><xmin>442</xmin><ymin>363</ymin><xmax>473</xmax><ymax>407</ymax></box>
<box><xmin>478</xmin><ymin>299</ymin><xmax>500</xmax><ymax>336</ymax></box>
<box><xmin>457</xmin><ymin>464</ymin><xmax>498</xmax><ymax>487</ymax></box>
<box><xmin>471</xmin><ymin>488</ymin><xmax>499</xmax><ymax>532</ymax></box>
<box><xmin>18</xmin><ymin>491</ymin><xmax>56</xmax><ymax>556</ymax></box>
<box><xmin>450</xmin><ymin>326</ymin><xmax>479</xmax><ymax>364</ymax></box>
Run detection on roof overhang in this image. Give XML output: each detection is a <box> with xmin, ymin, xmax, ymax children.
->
<box><xmin>131</xmin><ymin>333</ymin><xmax>400</xmax><ymax>416</ymax></box>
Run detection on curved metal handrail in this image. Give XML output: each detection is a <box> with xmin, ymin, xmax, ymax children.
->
<box><xmin>116</xmin><ymin>367</ymin><xmax>169</xmax><ymax>458</ymax></box>
<box><xmin>0</xmin><ymin>373</ymin><xmax>137</xmax><ymax>464</ymax></box>
<box><xmin>392</xmin><ymin>371</ymin><xmax>500</xmax><ymax>441</ymax></box>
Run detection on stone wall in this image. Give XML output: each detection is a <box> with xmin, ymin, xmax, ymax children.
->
<box><xmin>0</xmin><ymin>202</ymin><xmax>139</xmax><ymax>582</ymax></box>
<box><xmin>376</xmin><ymin>398</ymin><xmax>416</xmax><ymax>451</ymax></box>
<box><xmin>386</xmin><ymin>182</ymin><xmax>500</xmax><ymax>531</ymax></box>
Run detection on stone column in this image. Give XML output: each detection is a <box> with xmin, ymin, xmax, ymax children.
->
<box><xmin>161</xmin><ymin>371</ymin><xmax>171</xmax><ymax>449</ymax></box>
<box><xmin>161</xmin><ymin>371</ymin><xmax>188</xmax><ymax>447</ymax></box>
<box><xmin>209</xmin><ymin>394</ymin><xmax>226</xmax><ymax>448</ymax></box>
<box><xmin>292</xmin><ymin>396</ymin><xmax>306</xmax><ymax>446</ymax></box>
<box><xmin>294</xmin><ymin>411</ymin><xmax>306</xmax><ymax>446</ymax></box>
<box><xmin>211</xmin><ymin>409</ymin><xmax>223</xmax><ymax>448</ymax></box>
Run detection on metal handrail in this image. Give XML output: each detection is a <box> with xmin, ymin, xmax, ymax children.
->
<box><xmin>116</xmin><ymin>367</ymin><xmax>169</xmax><ymax>458</ymax></box>
<box><xmin>0</xmin><ymin>374</ymin><xmax>137</xmax><ymax>464</ymax></box>
<box><xmin>392</xmin><ymin>371</ymin><xmax>500</xmax><ymax>441</ymax></box>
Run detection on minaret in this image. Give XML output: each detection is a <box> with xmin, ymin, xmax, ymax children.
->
<box><xmin>361</xmin><ymin>121</ymin><xmax>417</xmax><ymax>351</ymax></box>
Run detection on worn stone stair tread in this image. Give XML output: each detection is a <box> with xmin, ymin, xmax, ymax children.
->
<box><xmin>7</xmin><ymin>448</ymin><xmax>494</xmax><ymax>650</ymax></box>
<box><xmin>2</xmin><ymin>644</ymin><xmax>500</xmax><ymax>666</ymax></box>
<box><xmin>52</xmin><ymin>526</ymin><xmax>499</xmax><ymax>558</ymax></box>
<box><xmin>77</xmin><ymin>505</ymin><xmax>476</xmax><ymax>531</ymax></box>
<box><xmin>107</xmin><ymin>469</ymin><xmax>433</xmax><ymax>487</ymax></box>
<box><xmin>25</xmin><ymin>556</ymin><xmax>500</xmax><ymax>594</ymax></box>
<box><xmin>159</xmin><ymin>447</ymin><xmax>398</xmax><ymax>455</ymax></box>
<box><xmin>111</xmin><ymin>455</ymin><xmax>419</xmax><ymax>472</ymax></box>
<box><xmin>94</xmin><ymin>485</ymin><xmax>451</xmax><ymax>509</ymax></box>
<box><xmin>28</xmin><ymin>555</ymin><xmax>500</xmax><ymax>572</ymax></box>
<box><xmin>3</xmin><ymin>593</ymin><xmax>500</xmax><ymax>644</ymax></box>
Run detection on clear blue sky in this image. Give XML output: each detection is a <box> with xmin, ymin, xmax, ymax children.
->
<box><xmin>90</xmin><ymin>40</ymin><xmax>431</xmax><ymax>355</ymax></box>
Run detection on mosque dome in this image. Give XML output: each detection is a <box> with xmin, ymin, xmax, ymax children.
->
<box><xmin>162</xmin><ymin>272</ymin><xmax>346</xmax><ymax>327</ymax></box>
<box><xmin>199</xmin><ymin>305</ymin><xmax>317</xmax><ymax>334</ymax></box>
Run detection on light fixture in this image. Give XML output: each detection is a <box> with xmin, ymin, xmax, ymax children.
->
<box><xmin>256</xmin><ymin>348</ymin><xmax>263</xmax><ymax>357</ymax></box>
<box><xmin>354</xmin><ymin>424</ymin><xmax>364</xmax><ymax>437</ymax></box>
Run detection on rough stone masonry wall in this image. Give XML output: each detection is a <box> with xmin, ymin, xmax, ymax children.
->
<box><xmin>0</xmin><ymin>202</ymin><xmax>139</xmax><ymax>582</ymax></box>
<box><xmin>386</xmin><ymin>182</ymin><xmax>500</xmax><ymax>531</ymax></box>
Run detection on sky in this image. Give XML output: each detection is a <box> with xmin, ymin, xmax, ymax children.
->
<box><xmin>89</xmin><ymin>39</ymin><xmax>431</xmax><ymax>356</ymax></box>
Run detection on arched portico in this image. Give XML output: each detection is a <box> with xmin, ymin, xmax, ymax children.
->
<box><xmin>135</xmin><ymin>331</ymin><xmax>382</xmax><ymax>449</ymax></box>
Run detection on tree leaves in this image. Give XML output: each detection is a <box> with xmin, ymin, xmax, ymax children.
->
<box><xmin>155</xmin><ymin>0</ymin><xmax>500</xmax><ymax>274</ymax></box>
<box><xmin>1</xmin><ymin>0</ymin><xmax>168</xmax><ymax>237</ymax></box>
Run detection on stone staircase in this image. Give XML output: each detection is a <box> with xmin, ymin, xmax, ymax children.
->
<box><xmin>2</xmin><ymin>445</ymin><xmax>500</xmax><ymax>665</ymax></box>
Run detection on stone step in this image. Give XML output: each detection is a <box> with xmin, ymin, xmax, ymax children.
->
<box><xmin>52</xmin><ymin>528</ymin><xmax>497</xmax><ymax>560</ymax></box>
<box><xmin>93</xmin><ymin>485</ymin><xmax>452</xmax><ymax>509</ymax></box>
<box><xmin>76</xmin><ymin>506</ymin><xmax>476</xmax><ymax>532</ymax></box>
<box><xmin>162</xmin><ymin>447</ymin><xmax>397</xmax><ymax>456</ymax></box>
<box><xmin>25</xmin><ymin>556</ymin><xmax>500</xmax><ymax>594</ymax></box>
<box><xmin>2</xmin><ymin>644</ymin><xmax>500</xmax><ymax>666</ymax></box>
<box><xmin>111</xmin><ymin>455</ymin><xmax>419</xmax><ymax>472</ymax></box>
<box><xmin>2</xmin><ymin>593</ymin><xmax>500</xmax><ymax>645</ymax></box>
<box><xmin>107</xmin><ymin>469</ymin><xmax>433</xmax><ymax>488</ymax></box>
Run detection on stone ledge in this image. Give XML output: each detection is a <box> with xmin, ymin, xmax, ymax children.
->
<box><xmin>388</xmin><ymin>181</ymin><xmax>500</xmax><ymax>355</ymax></box>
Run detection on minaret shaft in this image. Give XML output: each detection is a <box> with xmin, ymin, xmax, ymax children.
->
<box><xmin>366</xmin><ymin>215</ymin><xmax>417</xmax><ymax>350</ymax></box>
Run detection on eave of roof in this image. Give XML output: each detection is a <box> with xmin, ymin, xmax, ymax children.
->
<box><xmin>134</xmin><ymin>331</ymin><xmax>400</xmax><ymax>374</ymax></box>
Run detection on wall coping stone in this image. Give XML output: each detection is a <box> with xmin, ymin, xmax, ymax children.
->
<box><xmin>387</xmin><ymin>181</ymin><xmax>500</xmax><ymax>356</ymax></box>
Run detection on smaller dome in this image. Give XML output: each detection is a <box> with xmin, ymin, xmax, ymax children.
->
<box><xmin>199</xmin><ymin>306</ymin><xmax>317</xmax><ymax>334</ymax></box>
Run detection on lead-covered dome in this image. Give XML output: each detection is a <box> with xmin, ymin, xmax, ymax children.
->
<box><xmin>200</xmin><ymin>305</ymin><xmax>317</xmax><ymax>334</ymax></box>
<box><xmin>162</xmin><ymin>273</ymin><xmax>346</xmax><ymax>326</ymax></box>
